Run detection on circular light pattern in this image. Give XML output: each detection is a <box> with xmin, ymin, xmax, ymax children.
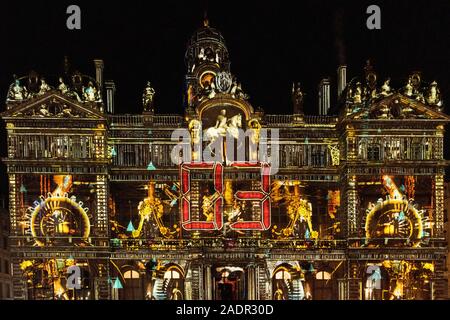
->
<box><xmin>199</xmin><ymin>71</ymin><xmax>216</xmax><ymax>88</ymax></box>
<box><xmin>365</xmin><ymin>198</ymin><xmax>423</xmax><ymax>246</ymax></box>
<box><xmin>28</xmin><ymin>193</ymin><xmax>90</xmax><ymax>246</ymax></box>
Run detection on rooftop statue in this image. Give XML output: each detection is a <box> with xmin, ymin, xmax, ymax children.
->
<box><xmin>380</xmin><ymin>78</ymin><xmax>392</xmax><ymax>97</ymax></box>
<box><xmin>426</xmin><ymin>81</ymin><xmax>442</xmax><ymax>107</ymax></box>
<box><xmin>292</xmin><ymin>82</ymin><xmax>304</xmax><ymax>114</ymax></box>
<box><xmin>83</xmin><ymin>81</ymin><xmax>100</xmax><ymax>102</ymax></box>
<box><xmin>7</xmin><ymin>79</ymin><xmax>28</xmax><ymax>102</ymax></box>
<box><xmin>38</xmin><ymin>78</ymin><xmax>51</xmax><ymax>96</ymax></box>
<box><xmin>230</xmin><ymin>79</ymin><xmax>249</xmax><ymax>100</ymax></box>
<box><xmin>404</xmin><ymin>77</ymin><xmax>414</xmax><ymax>97</ymax></box>
<box><xmin>352</xmin><ymin>82</ymin><xmax>363</xmax><ymax>104</ymax></box>
<box><xmin>58</xmin><ymin>77</ymin><xmax>69</xmax><ymax>94</ymax></box>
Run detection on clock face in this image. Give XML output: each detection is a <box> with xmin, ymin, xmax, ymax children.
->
<box><xmin>199</xmin><ymin>71</ymin><xmax>216</xmax><ymax>88</ymax></box>
<box><xmin>365</xmin><ymin>198</ymin><xmax>423</xmax><ymax>246</ymax></box>
<box><xmin>28</xmin><ymin>194</ymin><xmax>91</xmax><ymax>246</ymax></box>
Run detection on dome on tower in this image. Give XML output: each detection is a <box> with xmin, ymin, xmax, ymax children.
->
<box><xmin>184</xmin><ymin>18</ymin><xmax>230</xmax><ymax>74</ymax></box>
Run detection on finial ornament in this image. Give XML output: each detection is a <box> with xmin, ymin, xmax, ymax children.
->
<box><xmin>203</xmin><ymin>10</ymin><xmax>209</xmax><ymax>27</ymax></box>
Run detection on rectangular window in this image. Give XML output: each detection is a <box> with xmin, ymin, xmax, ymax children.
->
<box><xmin>412</xmin><ymin>144</ymin><xmax>423</xmax><ymax>160</ymax></box>
<box><xmin>367</xmin><ymin>144</ymin><xmax>380</xmax><ymax>161</ymax></box>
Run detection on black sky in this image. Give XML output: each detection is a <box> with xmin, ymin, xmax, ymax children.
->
<box><xmin>0</xmin><ymin>0</ymin><xmax>448</xmax><ymax>115</ymax></box>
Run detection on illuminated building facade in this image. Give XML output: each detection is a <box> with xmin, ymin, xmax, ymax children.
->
<box><xmin>1</xmin><ymin>21</ymin><xmax>448</xmax><ymax>300</ymax></box>
<box><xmin>0</xmin><ymin>196</ymin><xmax>12</xmax><ymax>299</ymax></box>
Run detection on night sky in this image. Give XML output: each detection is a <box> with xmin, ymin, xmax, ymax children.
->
<box><xmin>0</xmin><ymin>0</ymin><xmax>449</xmax><ymax>192</ymax></box>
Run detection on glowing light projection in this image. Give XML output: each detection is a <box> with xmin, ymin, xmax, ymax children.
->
<box><xmin>365</xmin><ymin>176</ymin><xmax>427</xmax><ymax>246</ymax></box>
<box><xmin>180</xmin><ymin>162</ymin><xmax>271</xmax><ymax>231</ymax></box>
<box><xmin>132</xmin><ymin>182</ymin><xmax>180</xmax><ymax>238</ymax></box>
<box><xmin>26</xmin><ymin>175</ymin><xmax>91</xmax><ymax>246</ymax></box>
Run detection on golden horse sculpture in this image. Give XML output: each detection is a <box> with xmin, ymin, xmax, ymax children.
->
<box><xmin>132</xmin><ymin>182</ymin><xmax>179</xmax><ymax>238</ymax></box>
<box><xmin>271</xmin><ymin>181</ymin><xmax>318</xmax><ymax>239</ymax></box>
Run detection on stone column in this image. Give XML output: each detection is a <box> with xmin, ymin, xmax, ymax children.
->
<box><xmin>348</xmin><ymin>261</ymin><xmax>362</xmax><ymax>300</ymax></box>
<box><xmin>204</xmin><ymin>264</ymin><xmax>213</xmax><ymax>300</ymax></box>
<box><xmin>8</xmin><ymin>174</ymin><xmax>18</xmax><ymax>234</ymax></box>
<box><xmin>246</xmin><ymin>264</ymin><xmax>257</xmax><ymax>300</ymax></box>
<box><xmin>344</xmin><ymin>173</ymin><xmax>358</xmax><ymax>237</ymax></box>
<box><xmin>337</xmin><ymin>278</ymin><xmax>348</xmax><ymax>300</ymax></box>
<box><xmin>255</xmin><ymin>264</ymin><xmax>260</xmax><ymax>300</ymax></box>
<box><xmin>11</xmin><ymin>258</ymin><xmax>27</xmax><ymax>300</ymax></box>
<box><xmin>432</xmin><ymin>258</ymin><xmax>448</xmax><ymax>300</ymax></box>
<box><xmin>96</xmin><ymin>175</ymin><xmax>108</xmax><ymax>242</ymax></box>
<box><xmin>95</xmin><ymin>259</ymin><xmax>110</xmax><ymax>300</ymax></box>
<box><xmin>434</xmin><ymin>174</ymin><xmax>445</xmax><ymax>237</ymax></box>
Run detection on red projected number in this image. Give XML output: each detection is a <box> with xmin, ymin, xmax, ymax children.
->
<box><xmin>180</xmin><ymin>162</ymin><xmax>271</xmax><ymax>231</ymax></box>
<box><xmin>230</xmin><ymin>163</ymin><xmax>271</xmax><ymax>230</ymax></box>
<box><xmin>180</xmin><ymin>163</ymin><xmax>223</xmax><ymax>230</ymax></box>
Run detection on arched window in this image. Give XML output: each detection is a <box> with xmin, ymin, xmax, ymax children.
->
<box><xmin>120</xmin><ymin>269</ymin><xmax>143</xmax><ymax>300</ymax></box>
<box><xmin>316</xmin><ymin>271</ymin><xmax>331</xmax><ymax>280</ymax></box>
<box><xmin>313</xmin><ymin>270</ymin><xmax>334</xmax><ymax>300</ymax></box>
<box><xmin>274</xmin><ymin>269</ymin><xmax>291</xmax><ymax>280</ymax></box>
<box><xmin>124</xmin><ymin>270</ymin><xmax>140</xmax><ymax>279</ymax></box>
<box><xmin>164</xmin><ymin>269</ymin><xmax>181</xmax><ymax>279</ymax></box>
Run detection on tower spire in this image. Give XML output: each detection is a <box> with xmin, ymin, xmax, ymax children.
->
<box><xmin>203</xmin><ymin>10</ymin><xmax>209</xmax><ymax>27</ymax></box>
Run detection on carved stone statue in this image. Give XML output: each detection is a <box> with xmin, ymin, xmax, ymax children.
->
<box><xmin>380</xmin><ymin>78</ymin><xmax>392</xmax><ymax>97</ymax></box>
<box><xmin>38</xmin><ymin>78</ymin><xmax>51</xmax><ymax>95</ymax></box>
<box><xmin>198</xmin><ymin>48</ymin><xmax>206</xmax><ymax>61</ymax></box>
<box><xmin>187</xmin><ymin>84</ymin><xmax>195</xmax><ymax>107</ymax></box>
<box><xmin>188</xmin><ymin>119</ymin><xmax>201</xmax><ymax>145</ymax></box>
<box><xmin>208</xmin><ymin>80</ymin><xmax>217</xmax><ymax>99</ymax></box>
<box><xmin>292</xmin><ymin>82</ymin><xmax>304</xmax><ymax>114</ymax></box>
<box><xmin>426</xmin><ymin>81</ymin><xmax>442</xmax><ymax>107</ymax></box>
<box><xmin>231</xmin><ymin>82</ymin><xmax>248</xmax><ymax>100</ymax></box>
<box><xmin>199</xmin><ymin>80</ymin><xmax>216</xmax><ymax>101</ymax></box>
<box><xmin>230</xmin><ymin>79</ymin><xmax>238</xmax><ymax>98</ymax></box>
<box><xmin>404</xmin><ymin>77</ymin><xmax>413</xmax><ymax>97</ymax></box>
<box><xmin>352</xmin><ymin>82</ymin><xmax>362</xmax><ymax>103</ymax></box>
<box><xmin>7</xmin><ymin>79</ymin><xmax>27</xmax><ymax>101</ymax></box>
<box><xmin>58</xmin><ymin>77</ymin><xmax>69</xmax><ymax>94</ymax></box>
<box><xmin>142</xmin><ymin>81</ymin><xmax>155</xmax><ymax>112</ymax></box>
<box><xmin>39</xmin><ymin>104</ymin><xmax>51</xmax><ymax>117</ymax></box>
<box><xmin>214</xmin><ymin>109</ymin><xmax>228</xmax><ymax>136</ymax></box>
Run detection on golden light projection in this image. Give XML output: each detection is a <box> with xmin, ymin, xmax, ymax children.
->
<box><xmin>133</xmin><ymin>181</ymin><xmax>180</xmax><ymax>238</ymax></box>
<box><xmin>271</xmin><ymin>180</ymin><xmax>318</xmax><ymax>239</ymax></box>
<box><xmin>365</xmin><ymin>176</ymin><xmax>425</xmax><ymax>246</ymax></box>
<box><xmin>365</xmin><ymin>260</ymin><xmax>436</xmax><ymax>300</ymax></box>
<box><xmin>20</xmin><ymin>258</ymin><xmax>90</xmax><ymax>300</ymax></box>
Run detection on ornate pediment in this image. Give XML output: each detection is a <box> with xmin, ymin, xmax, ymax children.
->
<box><xmin>345</xmin><ymin>93</ymin><xmax>450</xmax><ymax>121</ymax></box>
<box><xmin>1</xmin><ymin>91</ymin><xmax>104</xmax><ymax>120</ymax></box>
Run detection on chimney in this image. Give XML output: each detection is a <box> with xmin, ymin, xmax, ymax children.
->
<box><xmin>94</xmin><ymin>59</ymin><xmax>104</xmax><ymax>89</ymax></box>
<box><xmin>105</xmin><ymin>80</ymin><xmax>116</xmax><ymax>114</ymax></box>
<box><xmin>318</xmin><ymin>78</ymin><xmax>331</xmax><ymax>115</ymax></box>
<box><xmin>337</xmin><ymin>65</ymin><xmax>347</xmax><ymax>98</ymax></box>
